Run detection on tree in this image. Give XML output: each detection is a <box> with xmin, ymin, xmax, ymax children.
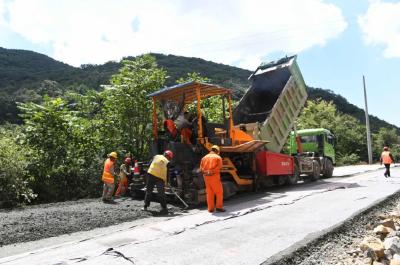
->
<box><xmin>177</xmin><ymin>72</ymin><xmax>230</xmax><ymax>123</ymax></box>
<box><xmin>101</xmin><ymin>54</ymin><xmax>167</xmax><ymax>159</ymax></box>
<box><xmin>373</xmin><ymin>128</ymin><xmax>400</xmax><ymax>161</ymax></box>
<box><xmin>15</xmin><ymin>54</ymin><xmax>167</xmax><ymax>203</ymax></box>
<box><xmin>297</xmin><ymin>99</ymin><xmax>367</xmax><ymax>165</ymax></box>
<box><xmin>18</xmin><ymin>96</ymin><xmax>104</xmax><ymax>201</ymax></box>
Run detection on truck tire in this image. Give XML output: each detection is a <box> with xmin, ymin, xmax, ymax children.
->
<box><xmin>310</xmin><ymin>160</ymin><xmax>321</xmax><ymax>181</ymax></box>
<box><xmin>273</xmin><ymin>176</ymin><xmax>286</xmax><ymax>186</ymax></box>
<box><xmin>323</xmin><ymin>159</ymin><xmax>334</xmax><ymax>178</ymax></box>
<box><xmin>285</xmin><ymin>164</ymin><xmax>299</xmax><ymax>185</ymax></box>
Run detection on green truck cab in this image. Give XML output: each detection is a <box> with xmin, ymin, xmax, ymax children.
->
<box><xmin>289</xmin><ymin>128</ymin><xmax>336</xmax><ymax>179</ymax></box>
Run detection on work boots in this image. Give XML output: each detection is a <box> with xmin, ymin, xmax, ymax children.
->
<box><xmin>216</xmin><ymin>208</ymin><xmax>226</xmax><ymax>212</ymax></box>
<box><xmin>159</xmin><ymin>207</ymin><xmax>168</xmax><ymax>215</ymax></box>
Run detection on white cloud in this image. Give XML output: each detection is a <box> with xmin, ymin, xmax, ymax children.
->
<box><xmin>0</xmin><ymin>0</ymin><xmax>6</xmax><ymax>25</ymax></box>
<box><xmin>358</xmin><ymin>0</ymin><xmax>400</xmax><ymax>58</ymax></box>
<box><xmin>2</xmin><ymin>0</ymin><xmax>347</xmax><ymax>69</ymax></box>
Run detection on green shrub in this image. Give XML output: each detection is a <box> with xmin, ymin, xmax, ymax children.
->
<box><xmin>0</xmin><ymin>128</ymin><xmax>36</xmax><ymax>207</ymax></box>
<box><xmin>337</xmin><ymin>153</ymin><xmax>360</xmax><ymax>166</ymax></box>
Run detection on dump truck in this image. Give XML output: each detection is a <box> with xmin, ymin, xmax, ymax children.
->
<box><xmin>130</xmin><ymin>55</ymin><xmax>326</xmax><ymax>205</ymax></box>
<box><xmin>233</xmin><ymin>55</ymin><xmax>335</xmax><ymax>183</ymax></box>
<box><xmin>288</xmin><ymin>128</ymin><xmax>336</xmax><ymax>179</ymax></box>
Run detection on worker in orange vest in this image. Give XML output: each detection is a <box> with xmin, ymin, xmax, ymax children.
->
<box><xmin>142</xmin><ymin>150</ymin><xmax>174</xmax><ymax>213</ymax></box>
<box><xmin>200</xmin><ymin>145</ymin><xmax>225</xmax><ymax>213</ymax></box>
<box><xmin>115</xmin><ymin>157</ymin><xmax>132</xmax><ymax>197</ymax></box>
<box><xmin>102</xmin><ymin>152</ymin><xmax>118</xmax><ymax>203</ymax></box>
<box><xmin>163</xmin><ymin>119</ymin><xmax>178</xmax><ymax>141</ymax></box>
<box><xmin>380</xmin><ymin>146</ymin><xmax>395</xmax><ymax>177</ymax></box>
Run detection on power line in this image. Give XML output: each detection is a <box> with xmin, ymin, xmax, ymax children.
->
<box><xmin>174</xmin><ymin>17</ymin><xmax>359</xmax><ymax>52</ymax></box>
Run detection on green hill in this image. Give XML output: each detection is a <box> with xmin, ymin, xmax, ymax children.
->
<box><xmin>0</xmin><ymin>47</ymin><xmax>397</xmax><ymax>133</ymax></box>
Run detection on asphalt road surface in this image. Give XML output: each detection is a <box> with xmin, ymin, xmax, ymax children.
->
<box><xmin>0</xmin><ymin>164</ymin><xmax>398</xmax><ymax>265</ymax></box>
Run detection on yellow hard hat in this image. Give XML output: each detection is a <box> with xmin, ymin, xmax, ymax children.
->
<box><xmin>211</xmin><ymin>145</ymin><xmax>220</xmax><ymax>153</ymax></box>
<box><xmin>108</xmin><ymin>152</ymin><xmax>118</xmax><ymax>159</ymax></box>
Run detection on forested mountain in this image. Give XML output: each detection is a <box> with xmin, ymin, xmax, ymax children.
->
<box><xmin>0</xmin><ymin>47</ymin><xmax>397</xmax><ymax>133</ymax></box>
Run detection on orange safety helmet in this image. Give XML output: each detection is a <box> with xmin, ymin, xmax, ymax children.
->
<box><xmin>124</xmin><ymin>157</ymin><xmax>132</xmax><ymax>165</ymax></box>
<box><xmin>163</xmin><ymin>150</ymin><xmax>174</xmax><ymax>160</ymax></box>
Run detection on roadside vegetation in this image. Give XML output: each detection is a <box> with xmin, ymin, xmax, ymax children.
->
<box><xmin>0</xmin><ymin>54</ymin><xmax>399</xmax><ymax>207</ymax></box>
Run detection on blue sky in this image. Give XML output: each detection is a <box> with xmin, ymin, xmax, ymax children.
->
<box><xmin>0</xmin><ymin>0</ymin><xmax>399</xmax><ymax>127</ymax></box>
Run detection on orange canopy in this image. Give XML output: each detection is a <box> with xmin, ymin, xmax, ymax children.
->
<box><xmin>148</xmin><ymin>81</ymin><xmax>231</xmax><ymax>104</ymax></box>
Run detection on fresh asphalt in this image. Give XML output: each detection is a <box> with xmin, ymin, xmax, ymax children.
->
<box><xmin>0</xmin><ymin>164</ymin><xmax>399</xmax><ymax>265</ymax></box>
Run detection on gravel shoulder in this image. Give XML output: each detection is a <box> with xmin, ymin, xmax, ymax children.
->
<box><xmin>0</xmin><ymin>197</ymin><xmax>182</xmax><ymax>247</ymax></box>
<box><xmin>264</xmin><ymin>190</ymin><xmax>400</xmax><ymax>265</ymax></box>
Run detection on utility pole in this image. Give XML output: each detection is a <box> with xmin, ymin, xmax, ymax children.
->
<box><xmin>363</xmin><ymin>75</ymin><xmax>373</xmax><ymax>164</ymax></box>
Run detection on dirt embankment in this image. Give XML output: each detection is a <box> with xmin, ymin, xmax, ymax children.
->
<box><xmin>0</xmin><ymin>197</ymin><xmax>182</xmax><ymax>247</ymax></box>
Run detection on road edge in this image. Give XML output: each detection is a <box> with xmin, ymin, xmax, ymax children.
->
<box><xmin>261</xmin><ymin>187</ymin><xmax>400</xmax><ymax>265</ymax></box>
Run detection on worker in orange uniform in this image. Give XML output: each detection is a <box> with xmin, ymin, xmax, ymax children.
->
<box><xmin>176</xmin><ymin>111</ymin><xmax>192</xmax><ymax>145</ymax></box>
<box><xmin>200</xmin><ymin>145</ymin><xmax>225</xmax><ymax>213</ymax></box>
<box><xmin>102</xmin><ymin>151</ymin><xmax>118</xmax><ymax>203</ymax></box>
<box><xmin>163</xmin><ymin>119</ymin><xmax>178</xmax><ymax>141</ymax></box>
<box><xmin>115</xmin><ymin>157</ymin><xmax>132</xmax><ymax>197</ymax></box>
<box><xmin>380</xmin><ymin>146</ymin><xmax>395</xmax><ymax>177</ymax></box>
<box><xmin>142</xmin><ymin>150</ymin><xmax>174</xmax><ymax>213</ymax></box>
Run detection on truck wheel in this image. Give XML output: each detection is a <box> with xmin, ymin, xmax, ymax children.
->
<box><xmin>310</xmin><ymin>161</ymin><xmax>321</xmax><ymax>181</ymax></box>
<box><xmin>273</xmin><ymin>176</ymin><xmax>286</xmax><ymax>186</ymax></box>
<box><xmin>323</xmin><ymin>159</ymin><xmax>334</xmax><ymax>178</ymax></box>
<box><xmin>285</xmin><ymin>164</ymin><xmax>299</xmax><ymax>185</ymax></box>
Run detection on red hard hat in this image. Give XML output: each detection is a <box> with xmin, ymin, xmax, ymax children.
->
<box><xmin>163</xmin><ymin>150</ymin><xmax>173</xmax><ymax>159</ymax></box>
<box><xmin>124</xmin><ymin>157</ymin><xmax>132</xmax><ymax>164</ymax></box>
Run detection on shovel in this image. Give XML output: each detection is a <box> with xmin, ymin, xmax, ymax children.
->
<box><xmin>166</xmin><ymin>184</ymin><xmax>189</xmax><ymax>209</ymax></box>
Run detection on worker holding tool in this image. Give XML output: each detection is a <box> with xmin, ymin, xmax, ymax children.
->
<box><xmin>115</xmin><ymin>157</ymin><xmax>132</xmax><ymax>197</ymax></box>
<box><xmin>380</xmin><ymin>146</ymin><xmax>395</xmax><ymax>177</ymax></box>
<box><xmin>102</xmin><ymin>151</ymin><xmax>118</xmax><ymax>203</ymax></box>
<box><xmin>200</xmin><ymin>145</ymin><xmax>225</xmax><ymax>213</ymax></box>
<box><xmin>142</xmin><ymin>150</ymin><xmax>174</xmax><ymax>214</ymax></box>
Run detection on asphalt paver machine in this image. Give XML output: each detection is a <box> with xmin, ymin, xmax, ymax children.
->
<box><xmin>131</xmin><ymin>56</ymin><xmax>312</xmax><ymax>205</ymax></box>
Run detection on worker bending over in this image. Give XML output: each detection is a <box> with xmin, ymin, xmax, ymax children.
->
<box><xmin>381</xmin><ymin>146</ymin><xmax>395</xmax><ymax>177</ymax></box>
<box><xmin>115</xmin><ymin>157</ymin><xmax>132</xmax><ymax>197</ymax></box>
<box><xmin>102</xmin><ymin>152</ymin><xmax>118</xmax><ymax>203</ymax></box>
<box><xmin>143</xmin><ymin>150</ymin><xmax>174</xmax><ymax>214</ymax></box>
<box><xmin>200</xmin><ymin>145</ymin><xmax>225</xmax><ymax>213</ymax></box>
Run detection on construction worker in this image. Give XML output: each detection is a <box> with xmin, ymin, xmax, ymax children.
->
<box><xmin>102</xmin><ymin>151</ymin><xmax>118</xmax><ymax>203</ymax></box>
<box><xmin>176</xmin><ymin>111</ymin><xmax>192</xmax><ymax>145</ymax></box>
<box><xmin>200</xmin><ymin>145</ymin><xmax>225</xmax><ymax>213</ymax></box>
<box><xmin>143</xmin><ymin>150</ymin><xmax>174</xmax><ymax>213</ymax></box>
<box><xmin>115</xmin><ymin>157</ymin><xmax>132</xmax><ymax>197</ymax></box>
<box><xmin>380</xmin><ymin>146</ymin><xmax>395</xmax><ymax>177</ymax></box>
<box><xmin>163</xmin><ymin>119</ymin><xmax>178</xmax><ymax>141</ymax></box>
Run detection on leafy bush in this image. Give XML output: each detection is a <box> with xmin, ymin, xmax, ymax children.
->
<box><xmin>337</xmin><ymin>153</ymin><xmax>361</xmax><ymax>166</ymax></box>
<box><xmin>0</xmin><ymin>127</ymin><xmax>36</xmax><ymax>207</ymax></box>
<box><xmin>19</xmin><ymin>97</ymin><xmax>105</xmax><ymax>202</ymax></box>
<box><xmin>15</xmin><ymin>55</ymin><xmax>166</xmax><ymax>203</ymax></box>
